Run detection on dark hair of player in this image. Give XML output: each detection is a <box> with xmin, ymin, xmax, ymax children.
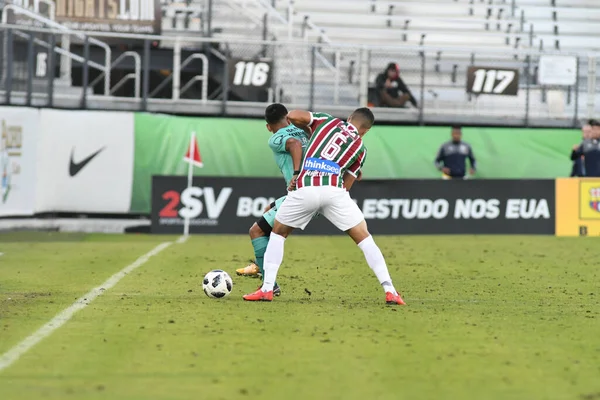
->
<box><xmin>265</xmin><ymin>103</ymin><xmax>288</xmax><ymax>125</ymax></box>
<box><xmin>589</xmin><ymin>119</ymin><xmax>600</xmax><ymax>127</ymax></box>
<box><xmin>349</xmin><ymin>107</ymin><xmax>375</xmax><ymax>130</ymax></box>
<box><xmin>451</xmin><ymin>125</ymin><xmax>462</xmax><ymax>131</ymax></box>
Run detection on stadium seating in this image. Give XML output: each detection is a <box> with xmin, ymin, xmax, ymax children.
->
<box><xmin>157</xmin><ymin>0</ymin><xmax>600</xmax><ymax>114</ymax></box>
<box><xmin>252</xmin><ymin>0</ymin><xmax>525</xmax><ymax>107</ymax></box>
<box><xmin>252</xmin><ymin>0</ymin><xmax>598</xmax><ymax>116</ymax></box>
<box><xmin>201</xmin><ymin>0</ymin><xmax>600</xmax><ymax>52</ymax></box>
<box><xmin>2</xmin><ymin>0</ymin><xmax>597</xmax><ymax>119</ymax></box>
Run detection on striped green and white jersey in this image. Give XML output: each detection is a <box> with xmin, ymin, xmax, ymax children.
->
<box><xmin>296</xmin><ymin>112</ymin><xmax>366</xmax><ymax>189</ymax></box>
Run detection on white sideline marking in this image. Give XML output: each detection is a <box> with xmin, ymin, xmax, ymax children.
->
<box><xmin>0</xmin><ymin>241</ymin><xmax>173</xmax><ymax>373</ymax></box>
<box><xmin>0</xmin><ymin>252</ymin><xmax>3</xmax><ymax>256</ymax></box>
<box><xmin>176</xmin><ymin>235</ymin><xmax>189</xmax><ymax>244</ymax></box>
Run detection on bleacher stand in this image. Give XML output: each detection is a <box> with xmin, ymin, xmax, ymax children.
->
<box><xmin>2</xmin><ymin>0</ymin><xmax>599</xmax><ymax>121</ymax></box>
<box><xmin>160</xmin><ymin>0</ymin><xmax>595</xmax><ymax>120</ymax></box>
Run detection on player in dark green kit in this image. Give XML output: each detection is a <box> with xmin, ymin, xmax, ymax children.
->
<box><xmin>235</xmin><ymin>104</ymin><xmax>309</xmax><ymax>295</ymax></box>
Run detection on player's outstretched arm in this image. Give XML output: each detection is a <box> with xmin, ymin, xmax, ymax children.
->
<box><xmin>285</xmin><ymin>138</ymin><xmax>304</xmax><ymax>171</ymax></box>
<box><xmin>286</xmin><ymin>138</ymin><xmax>304</xmax><ymax>191</ymax></box>
<box><xmin>286</xmin><ymin>138</ymin><xmax>304</xmax><ymax>176</ymax></box>
<box><xmin>287</xmin><ymin>110</ymin><xmax>312</xmax><ymax>128</ymax></box>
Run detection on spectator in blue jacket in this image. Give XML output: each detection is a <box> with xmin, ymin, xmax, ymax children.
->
<box><xmin>571</xmin><ymin>119</ymin><xmax>600</xmax><ymax>177</ymax></box>
<box><xmin>570</xmin><ymin>121</ymin><xmax>592</xmax><ymax>177</ymax></box>
<box><xmin>435</xmin><ymin>126</ymin><xmax>476</xmax><ymax>179</ymax></box>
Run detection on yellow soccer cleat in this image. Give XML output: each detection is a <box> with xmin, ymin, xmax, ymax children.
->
<box><xmin>236</xmin><ymin>261</ymin><xmax>261</xmax><ymax>277</ymax></box>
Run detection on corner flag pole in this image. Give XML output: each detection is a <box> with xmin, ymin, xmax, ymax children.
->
<box><xmin>183</xmin><ymin>131</ymin><xmax>196</xmax><ymax>236</ymax></box>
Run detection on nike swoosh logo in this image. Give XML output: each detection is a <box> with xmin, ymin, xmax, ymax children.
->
<box><xmin>69</xmin><ymin>147</ymin><xmax>105</xmax><ymax>177</ymax></box>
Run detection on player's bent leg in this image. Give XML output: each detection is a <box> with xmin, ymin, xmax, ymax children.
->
<box><xmin>271</xmin><ymin>219</ymin><xmax>295</xmax><ymax>237</ymax></box>
<box><xmin>238</xmin><ymin>214</ymin><xmax>282</xmax><ymax>295</ymax></box>
<box><xmin>243</xmin><ymin>220</ymin><xmax>294</xmax><ymax>302</ymax></box>
<box><xmin>346</xmin><ymin>219</ymin><xmax>371</xmax><ymax>244</ymax></box>
<box><xmin>244</xmin><ymin>190</ymin><xmax>317</xmax><ymax>302</ymax></box>
<box><xmin>262</xmin><ymin>191</ymin><xmax>314</xmax><ymax>292</ymax></box>
<box><xmin>236</xmin><ymin>222</ymin><xmax>265</xmax><ymax>277</ymax></box>
<box><xmin>346</xmin><ymin>221</ymin><xmax>405</xmax><ymax>305</ymax></box>
<box><xmin>320</xmin><ymin>188</ymin><xmax>405</xmax><ymax>305</ymax></box>
<box><xmin>249</xmin><ymin>222</ymin><xmax>266</xmax><ymax>239</ymax></box>
<box><xmin>257</xmin><ymin>207</ymin><xmax>284</xmax><ymax>294</ymax></box>
<box><xmin>251</xmin><ymin>220</ymin><xmax>294</xmax><ymax>300</ymax></box>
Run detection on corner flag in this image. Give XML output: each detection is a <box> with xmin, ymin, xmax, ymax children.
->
<box><xmin>182</xmin><ymin>132</ymin><xmax>203</xmax><ymax>236</ymax></box>
<box><xmin>183</xmin><ymin>132</ymin><xmax>203</xmax><ymax>167</ymax></box>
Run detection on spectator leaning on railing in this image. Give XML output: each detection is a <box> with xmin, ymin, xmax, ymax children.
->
<box><xmin>571</xmin><ymin>119</ymin><xmax>600</xmax><ymax>177</ymax></box>
<box><xmin>434</xmin><ymin>126</ymin><xmax>476</xmax><ymax>180</ymax></box>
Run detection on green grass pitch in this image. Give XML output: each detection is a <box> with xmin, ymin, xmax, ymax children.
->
<box><xmin>0</xmin><ymin>233</ymin><xmax>599</xmax><ymax>400</ymax></box>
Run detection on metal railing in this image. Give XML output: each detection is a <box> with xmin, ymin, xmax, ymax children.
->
<box><xmin>1</xmin><ymin>4</ymin><xmax>112</xmax><ymax>95</ymax></box>
<box><xmin>89</xmin><ymin>52</ymin><xmax>142</xmax><ymax>98</ymax></box>
<box><xmin>0</xmin><ymin>23</ymin><xmax>598</xmax><ymax>128</ymax></box>
<box><xmin>172</xmin><ymin>41</ymin><xmax>208</xmax><ymax>102</ymax></box>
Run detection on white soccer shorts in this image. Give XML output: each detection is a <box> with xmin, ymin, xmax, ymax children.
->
<box><xmin>275</xmin><ymin>186</ymin><xmax>364</xmax><ymax>231</ymax></box>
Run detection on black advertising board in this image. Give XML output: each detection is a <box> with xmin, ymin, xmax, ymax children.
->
<box><xmin>151</xmin><ymin>177</ymin><xmax>555</xmax><ymax>235</ymax></box>
<box><xmin>343</xmin><ymin>178</ymin><xmax>554</xmax><ymax>234</ymax></box>
<box><xmin>151</xmin><ymin>176</ymin><xmax>337</xmax><ymax>235</ymax></box>
<box><xmin>228</xmin><ymin>58</ymin><xmax>273</xmax><ymax>102</ymax></box>
<box><xmin>466</xmin><ymin>66</ymin><xmax>519</xmax><ymax>96</ymax></box>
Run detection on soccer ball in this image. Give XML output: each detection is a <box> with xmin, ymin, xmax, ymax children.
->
<box><xmin>202</xmin><ymin>270</ymin><xmax>233</xmax><ymax>299</ymax></box>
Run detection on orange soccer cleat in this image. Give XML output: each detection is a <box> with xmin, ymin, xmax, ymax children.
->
<box><xmin>236</xmin><ymin>261</ymin><xmax>261</xmax><ymax>277</ymax></box>
<box><xmin>385</xmin><ymin>291</ymin><xmax>406</xmax><ymax>305</ymax></box>
<box><xmin>243</xmin><ymin>288</ymin><xmax>274</xmax><ymax>302</ymax></box>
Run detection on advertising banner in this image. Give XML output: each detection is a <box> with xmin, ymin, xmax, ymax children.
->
<box><xmin>132</xmin><ymin>114</ymin><xmax>282</xmax><ymax>213</ymax></box>
<box><xmin>0</xmin><ymin>107</ymin><xmax>39</xmax><ymax>217</ymax></box>
<box><xmin>133</xmin><ymin>112</ymin><xmax>579</xmax><ymax>214</ymax></box>
<box><xmin>35</xmin><ymin>110</ymin><xmax>134</xmax><ymax>213</ymax></box>
<box><xmin>8</xmin><ymin>0</ymin><xmax>161</xmax><ymax>35</ymax></box>
<box><xmin>56</xmin><ymin>0</ymin><xmax>161</xmax><ymax>34</ymax></box>
<box><xmin>555</xmin><ymin>178</ymin><xmax>600</xmax><ymax>236</ymax></box>
<box><xmin>151</xmin><ymin>177</ymin><xmax>555</xmax><ymax>235</ymax></box>
<box><xmin>0</xmin><ymin>108</ymin><xmax>578</xmax><ymax>226</ymax></box>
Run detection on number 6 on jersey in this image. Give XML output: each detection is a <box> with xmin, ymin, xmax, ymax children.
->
<box><xmin>321</xmin><ymin>131</ymin><xmax>349</xmax><ymax>160</ymax></box>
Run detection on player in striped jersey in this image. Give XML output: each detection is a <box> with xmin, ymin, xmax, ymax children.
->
<box><xmin>243</xmin><ymin>108</ymin><xmax>405</xmax><ymax>305</ymax></box>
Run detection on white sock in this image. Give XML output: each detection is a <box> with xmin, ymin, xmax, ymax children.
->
<box><xmin>358</xmin><ymin>235</ymin><xmax>397</xmax><ymax>294</ymax></box>
<box><xmin>261</xmin><ymin>233</ymin><xmax>286</xmax><ymax>292</ymax></box>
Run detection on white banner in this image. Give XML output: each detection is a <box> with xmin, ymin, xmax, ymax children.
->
<box><xmin>538</xmin><ymin>55</ymin><xmax>577</xmax><ymax>86</ymax></box>
<box><xmin>0</xmin><ymin>107</ymin><xmax>39</xmax><ymax>217</ymax></box>
<box><xmin>35</xmin><ymin>110</ymin><xmax>134</xmax><ymax>213</ymax></box>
